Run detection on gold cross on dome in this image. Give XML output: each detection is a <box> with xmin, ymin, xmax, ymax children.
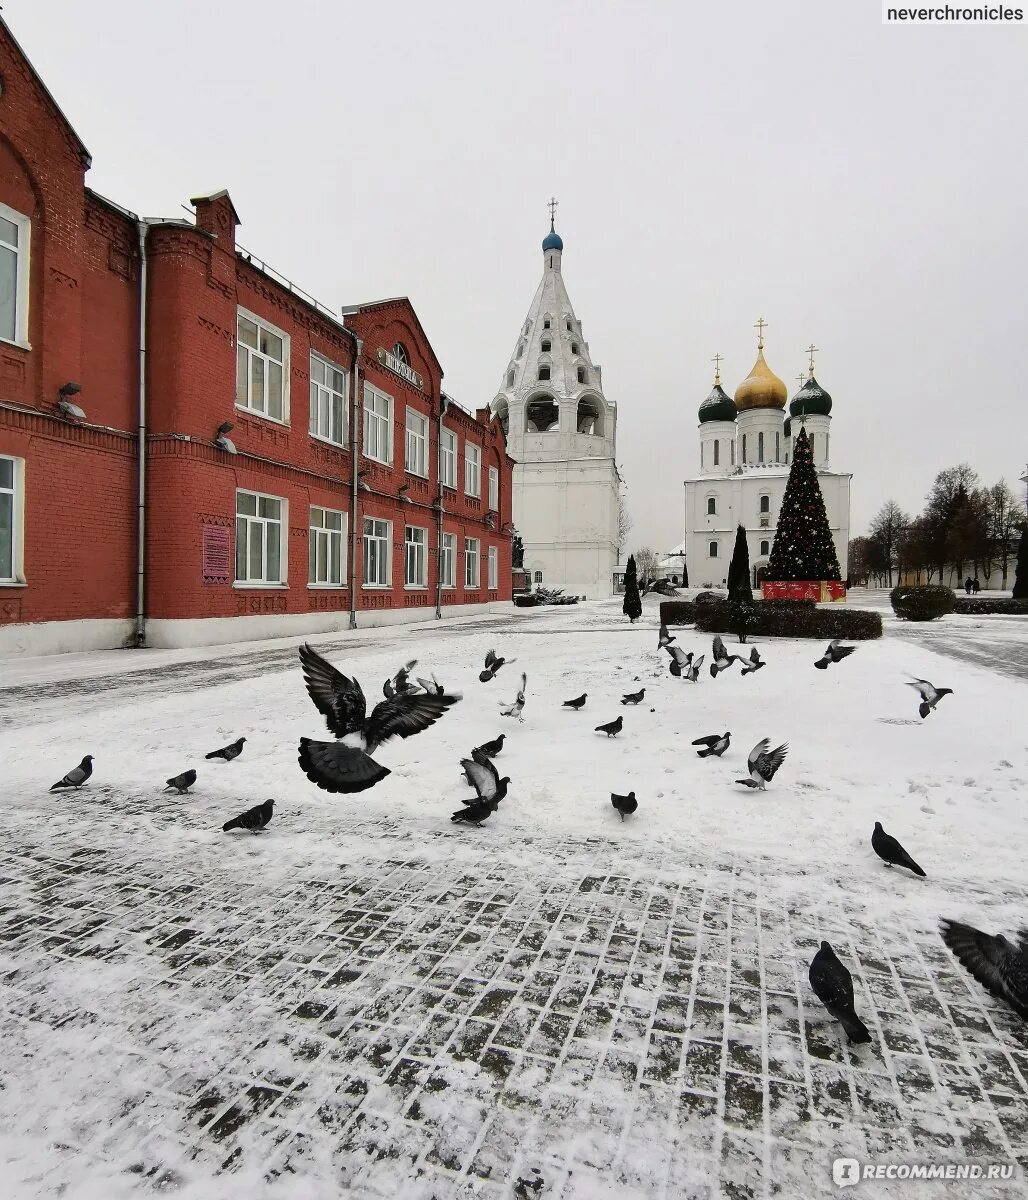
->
<box><xmin>711</xmin><ymin>352</ymin><xmax>723</xmax><ymax>385</ymax></box>
<box><xmin>547</xmin><ymin>196</ymin><xmax>559</xmax><ymax>228</ymax></box>
<box><xmin>806</xmin><ymin>342</ymin><xmax>819</xmax><ymax>377</ymax></box>
<box><xmin>796</xmin><ymin>372</ymin><xmax>806</xmax><ymax>387</ymax></box>
<box><xmin>754</xmin><ymin>317</ymin><xmax>768</xmax><ymax>348</ymax></box>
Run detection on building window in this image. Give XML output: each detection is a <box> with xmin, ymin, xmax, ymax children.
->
<box><xmin>826</xmin><ymin>434</ymin><xmax>830</xmax><ymax>461</ymax></box>
<box><xmin>488</xmin><ymin>466</ymin><xmax>499</xmax><ymax>511</ymax></box>
<box><xmin>775</xmin><ymin>432</ymin><xmax>781</xmax><ymax>462</ymax></box>
<box><xmin>706</xmin><ymin>496</ymin><xmax>716</xmax><ymax>516</ymax></box>
<box><xmin>760</xmin><ymin>494</ymin><xmax>770</xmax><ymax>514</ymax></box>
<box><xmin>758</xmin><ymin>432</ymin><xmax>765</xmax><ymax>463</ymax></box>
<box><xmin>487</xmin><ymin>545</ymin><xmax>498</xmax><ymax>590</ymax></box>
<box><xmin>731</xmin><ymin>440</ymin><xmax>735</xmax><ymax>466</ymax></box>
<box><xmin>440</xmin><ymin>531</ymin><xmax>457</xmax><ymax>588</ymax></box>
<box><xmin>700</xmin><ymin>443</ymin><xmax>704</xmax><ymax>469</ymax></box>
<box><xmin>309</xmin><ymin>506</ymin><xmax>346</xmax><ymax>587</ymax></box>
<box><xmin>571</xmin><ymin>342</ymin><xmax>579</xmax><ymax>354</ymax></box>
<box><xmin>516</xmin><ymin>341</ymin><xmax>524</xmax><ymax>359</ymax></box>
<box><xmin>405</xmin><ymin>407</ymin><xmax>428</xmax><ymax>477</ymax></box>
<box><xmin>543</xmin><ymin>318</ymin><xmax>551</xmax><ymax>330</ymax></box>
<box><xmin>236</xmin><ymin>311</ymin><xmax>288</xmax><ymax>422</ymax></box>
<box><xmin>235</xmin><ymin>490</ymin><xmax>285</xmax><ymax>585</ymax></box>
<box><xmin>309</xmin><ymin>352</ymin><xmax>348</xmax><ymax>447</ymax></box>
<box><xmin>708</xmin><ymin>540</ymin><xmax>718</xmax><ymax>558</ymax></box>
<box><xmin>0</xmin><ymin>205</ymin><xmax>30</xmax><ymax>345</ymax></box>
<box><xmin>0</xmin><ymin>455</ymin><xmax>23</xmax><ymax>582</ymax></box>
<box><xmin>363</xmin><ymin>384</ymin><xmax>393</xmax><ymax>464</ymax></box>
<box><xmin>405</xmin><ymin>525</ymin><xmax>428</xmax><ymax>587</ymax></box>
<box><xmin>577</xmin><ymin>367</ymin><xmax>586</xmax><ymax>384</ymax></box>
<box><xmin>741</xmin><ymin>434</ymin><xmax>747</xmax><ymax>462</ymax></box>
<box><xmin>439</xmin><ymin>427</ymin><xmax>458</xmax><ymax>488</ymax></box>
<box><xmin>506</xmin><ymin>369</ymin><xmax>515</xmax><ymax>388</ymax></box>
<box><xmin>538</xmin><ymin>365</ymin><xmax>550</xmax><ymax>381</ymax></box>
<box><xmin>465</xmin><ymin>442</ymin><xmax>482</xmax><ymax>497</ymax></box>
<box><xmin>541</xmin><ymin>339</ymin><xmax>551</xmax><ymax>352</ymax></box>
<box><xmin>533</xmin><ymin>570</ymin><xmax>543</xmax><ymax>583</ymax></box>
<box><xmin>565</xmin><ymin>319</ymin><xmax>572</xmax><ymax>331</ymax></box>
<box><xmin>362</xmin><ymin>517</ymin><xmax>391</xmax><ymax>586</ymax></box>
<box><xmin>465</xmin><ymin>537</ymin><xmax>480</xmax><ymax>587</ymax></box>
<box><xmin>392</xmin><ymin>342</ymin><xmax>409</xmax><ymax>365</ymax></box>
<box><xmin>713</xmin><ymin>440</ymin><xmax>720</xmax><ymax>466</ymax></box>
<box><xmin>760</xmin><ymin>540</ymin><xmax>770</xmax><ymax>556</ymax></box>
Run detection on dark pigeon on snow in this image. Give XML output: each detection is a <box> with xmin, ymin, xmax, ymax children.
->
<box><xmin>692</xmin><ymin>732</ymin><xmax>730</xmax><ymax>758</ymax></box>
<box><xmin>740</xmin><ymin>646</ymin><xmax>765</xmax><ymax>676</ymax></box>
<box><xmin>905</xmin><ymin>676</ymin><xmax>953</xmax><ymax>719</ymax></box>
<box><xmin>223</xmin><ymin>798</ymin><xmax>274</xmax><ymax>833</ymax></box>
<box><xmin>814</xmin><ymin>640</ymin><xmax>857</xmax><ymax>670</ymax></box>
<box><xmin>480</xmin><ymin>649</ymin><xmax>517</xmax><ymax>683</ymax></box>
<box><xmin>595</xmin><ymin>715</ymin><xmax>623</xmax><ymax>738</ymax></box>
<box><xmin>710</xmin><ymin>635</ymin><xmax>741</xmax><ymax>678</ymax></box>
<box><xmin>658</xmin><ymin>623</ymin><xmax>676</xmax><ymax>649</ymax></box>
<box><xmin>382</xmin><ymin>659</ymin><xmax>419</xmax><ymax>699</ymax></box>
<box><xmin>205</xmin><ymin>737</ymin><xmax>246</xmax><ymax>762</ymax></box>
<box><xmin>474</xmin><ymin>733</ymin><xmax>506</xmax><ymax>758</ymax></box>
<box><xmin>664</xmin><ymin>645</ymin><xmax>693</xmax><ymax>677</ymax></box>
<box><xmin>872</xmin><ymin>821</ymin><xmax>926</xmax><ymax>877</ymax></box>
<box><xmin>940</xmin><ymin>919</ymin><xmax>1028</xmax><ymax>1021</ymax></box>
<box><xmin>453</xmin><ymin>754</ymin><xmax>510</xmax><ymax>827</ymax></box>
<box><xmin>563</xmin><ymin>693</ymin><xmax>587</xmax><ymax>709</ymax></box>
<box><xmin>164</xmin><ymin>768</ymin><xmax>197</xmax><ymax>794</ymax></box>
<box><xmin>735</xmin><ymin>738</ymin><xmax>788</xmax><ymax>789</ymax></box>
<box><xmin>621</xmin><ymin>688</ymin><xmax>645</xmax><ymax>705</ymax></box>
<box><xmin>809</xmin><ymin>941</ymin><xmax>872</xmax><ymax>1044</ymax></box>
<box><xmin>611</xmin><ymin>791</ymin><xmax>638</xmax><ymax>822</ymax></box>
<box><xmin>50</xmin><ymin>755</ymin><xmax>94</xmax><ymax>791</ymax></box>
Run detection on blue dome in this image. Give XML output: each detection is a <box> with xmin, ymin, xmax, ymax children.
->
<box><xmin>542</xmin><ymin>228</ymin><xmax>563</xmax><ymax>252</ymax></box>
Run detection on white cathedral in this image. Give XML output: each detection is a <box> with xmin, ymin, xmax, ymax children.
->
<box><xmin>679</xmin><ymin>325</ymin><xmax>852</xmax><ymax>589</ymax></box>
<box><xmin>490</xmin><ymin>216</ymin><xmax>620</xmax><ymax>599</ymax></box>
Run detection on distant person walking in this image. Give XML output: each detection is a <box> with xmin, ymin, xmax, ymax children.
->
<box><xmin>972</xmin><ymin>577</ymin><xmax>981</xmax><ymax>594</ymax></box>
<box><xmin>964</xmin><ymin>577</ymin><xmax>973</xmax><ymax>595</ymax></box>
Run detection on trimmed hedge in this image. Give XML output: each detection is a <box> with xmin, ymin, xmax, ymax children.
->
<box><xmin>694</xmin><ymin>600</ymin><xmax>882</xmax><ymax>641</ymax></box>
<box><xmin>513</xmin><ymin>594</ymin><xmax>540</xmax><ymax>608</ymax></box>
<box><xmin>952</xmin><ymin>597</ymin><xmax>1028</xmax><ymax>615</ymax></box>
<box><xmin>890</xmin><ymin>585</ymin><xmax>956</xmax><ymax>622</ymax></box>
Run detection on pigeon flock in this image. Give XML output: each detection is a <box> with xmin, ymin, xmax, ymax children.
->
<box><xmin>44</xmin><ymin>618</ymin><xmax>1025</xmax><ymax>1042</ymax></box>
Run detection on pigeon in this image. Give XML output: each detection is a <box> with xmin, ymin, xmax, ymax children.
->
<box><xmin>684</xmin><ymin>654</ymin><xmax>704</xmax><ymax>683</ymax></box>
<box><xmin>457</xmin><ymin>754</ymin><xmax>510</xmax><ymax>815</ymax></box>
<box><xmin>383</xmin><ymin>659</ymin><xmax>419</xmax><ymax>699</ymax></box>
<box><xmin>814</xmin><ymin>640</ymin><xmax>857</xmax><ymax>670</ymax></box>
<box><xmin>808</xmin><ymin>941</ymin><xmax>872</xmax><ymax>1044</ymax></box>
<box><xmin>664</xmin><ymin>645</ymin><xmax>693</xmax><ymax>677</ymax></box>
<box><xmin>416</xmin><ymin>674</ymin><xmax>444</xmax><ymax>695</ymax></box>
<box><xmin>499</xmin><ymin>673</ymin><xmax>527</xmax><ymax>722</ymax></box>
<box><xmin>563</xmin><ymin>694</ymin><xmax>588</xmax><ymax>709</ymax></box>
<box><xmin>164</xmin><ymin>768</ymin><xmax>197</xmax><ymax>794</ymax></box>
<box><xmin>872</xmin><ymin>822</ymin><xmax>926</xmax><ymax>877</ymax></box>
<box><xmin>710</xmin><ymin>635</ymin><xmax>741</xmax><ymax>678</ymax></box>
<box><xmin>940</xmin><ymin>919</ymin><xmax>1028</xmax><ymax>1020</ymax></box>
<box><xmin>621</xmin><ymin>688</ymin><xmax>645</xmax><ymax>705</ymax></box>
<box><xmin>451</xmin><ymin>798</ymin><xmax>497</xmax><ymax>826</ymax></box>
<box><xmin>297</xmin><ymin>644</ymin><xmax>460</xmax><ymax>793</ymax></box>
<box><xmin>474</xmin><ymin>733</ymin><xmax>506</xmax><ymax>758</ymax></box>
<box><xmin>223</xmin><ymin>798</ymin><xmax>274</xmax><ymax>833</ymax></box>
<box><xmin>905</xmin><ymin>676</ymin><xmax>953</xmax><ymax>719</ymax></box>
<box><xmin>740</xmin><ymin>647</ymin><xmax>765</xmax><ymax>676</ymax></box>
<box><xmin>50</xmin><ymin>755</ymin><xmax>94</xmax><ymax>791</ymax></box>
<box><xmin>611</xmin><ymin>791</ymin><xmax>638</xmax><ymax>821</ymax></box>
<box><xmin>658</xmin><ymin>623</ymin><xmax>676</xmax><ymax>649</ymax></box>
<box><xmin>595</xmin><ymin>715</ymin><xmax>623</xmax><ymax>738</ymax></box>
<box><xmin>735</xmin><ymin>738</ymin><xmax>789</xmax><ymax>789</ymax></box>
<box><xmin>692</xmin><ymin>732</ymin><xmax>730</xmax><ymax>758</ymax></box>
<box><xmin>480</xmin><ymin>649</ymin><xmax>517</xmax><ymax>683</ymax></box>
<box><xmin>205</xmin><ymin>737</ymin><xmax>246</xmax><ymax>762</ymax></box>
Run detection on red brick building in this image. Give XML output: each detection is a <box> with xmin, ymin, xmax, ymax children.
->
<box><xmin>0</xmin><ymin>18</ymin><xmax>513</xmax><ymax>657</ymax></box>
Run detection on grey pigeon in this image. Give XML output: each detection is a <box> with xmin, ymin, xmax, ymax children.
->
<box><xmin>164</xmin><ymin>768</ymin><xmax>197</xmax><ymax>794</ymax></box>
<box><xmin>456</xmin><ymin>754</ymin><xmax>510</xmax><ymax>818</ymax></box>
<box><xmin>415</xmin><ymin>674</ymin><xmax>444</xmax><ymax>695</ymax></box>
<box><xmin>692</xmin><ymin>732</ymin><xmax>730</xmax><ymax>758</ymax></box>
<box><xmin>621</xmin><ymin>688</ymin><xmax>645</xmax><ymax>705</ymax></box>
<box><xmin>205</xmin><ymin>737</ymin><xmax>246</xmax><ymax>762</ymax></box>
<box><xmin>480</xmin><ymin>648</ymin><xmax>517</xmax><ymax>683</ymax></box>
<box><xmin>383</xmin><ymin>659</ymin><xmax>419</xmax><ymax>699</ymax></box>
<box><xmin>611</xmin><ymin>791</ymin><xmax>638</xmax><ymax>821</ymax></box>
<box><xmin>814</xmin><ymin>640</ymin><xmax>856</xmax><ymax>670</ymax></box>
<box><xmin>223</xmin><ymin>798</ymin><xmax>274</xmax><ymax>833</ymax></box>
<box><xmin>905</xmin><ymin>676</ymin><xmax>953</xmax><ymax>719</ymax></box>
<box><xmin>297</xmin><ymin>644</ymin><xmax>460</xmax><ymax>793</ymax></box>
<box><xmin>710</xmin><ymin>635</ymin><xmax>741</xmax><ymax>678</ymax></box>
<box><xmin>451</xmin><ymin>798</ymin><xmax>496</xmax><ymax>826</ymax></box>
<box><xmin>474</xmin><ymin>733</ymin><xmax>505</xmax><ymax>758</ymax></box>
<box><xmin>872</xmin><ymin>821</ymin><xmax>925</xmax><ymax>876</ymax></box>
<box><xmin>665</xmin><ymin>645</ymin><xmax>693</xmax><ymax>677</ymax></box>
<box><xmin>595</xmin><ymin>715</ymin><xmax>623</xmax><ymax>738</ymax></box>
<box><xmin>684</xmin><ymin>654</ymin><xmax>704</xmax><ymax>682</ymax></box>
<box><xmin>940</xmin><ymin>919</ymin><xmax>1028</xmax><ymax>1020</ymax></box>
<box><xmin>658</xmin><ymin>623</ymin><xmax>675</xmax><ymax>649</ymax></box>
<box><xmin>563</xmin><ymin>694</ymin><xmax>587</xmax><ymax>709</ymax></box>
<box><xmin>809</xmin><ymin>941</ymin><xmax>872</xmax><ymax>1044</ymax></box>
<box><xmin>50</xmin><ymin>755</ymin><xmax>94</xmax><ymax>791</ymax></box>
<box><xmin>499</xmin><ymin>673</ymin><xmax>527</xmax><ymax>722</ymax></box>
<box><xmin>740</xmin><ymin>646</ymin><xmax>765</xmax><ymax>676</ymax></box>
<box><xmin>735</xmin><ymin>738</ymin><xmax>788</xmax><ymax>789</ymax></box>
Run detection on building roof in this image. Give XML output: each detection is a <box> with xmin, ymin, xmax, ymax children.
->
<box><xmin>542</xmin><ymin>226</ymin><xmax>564</xmax><ymax>251</ymax></box>
<box><xmin>789</xmin><ymin>374</ymin><xmax>833</xmax><ymax>417</ymax></box>
<box><xmin>698</xmin><ymin>382</ymin><xmax>737</xmax><ymax>424</ymax></box>
<box><xmin>735</xmin><ymin>346</ymin><xmax>788</xmax><ymax>411</ymax></box>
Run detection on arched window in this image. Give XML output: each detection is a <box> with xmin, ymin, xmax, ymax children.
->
<box><xmin>565</xmin><ymin>319</ymin><xmax>572</xmax><ymax>332</ymax></box>
<box><xmin>392</xmin><ymin>342</ymin><xmax>409</xmax><ymax>365</ymax></box>
<box><xmin>713</xmin><ymin>440</ymin><xmax>720</xmax><ymax>466</ymax></box>
<box><xmin>775</xmin><ymin>432</ymin><xmax>781</xmax><ymax>462</ymax></box>
<box><xmin>506</xmin><ymin>369</ymin><xmax>515</xmax><ymax>388</ymax></box>
<box><xmin>742</xmin><ymin>434</ymin><xmax>747</xmax><ymax>462</ymax></box>
<box><xmin>708</xmin><ymin>540</ymin><xmax>718</xmax><ymax>558</ymax></box>
<box><xmin>758</xmin><ymin>432</ymin><xmax>765</xmax><ymax>463</ymax></box>
<box><xmin>759</xmin><ymin>494</ymin><xmax>770</xmax><ymax>514</ymax></box>
<box><xmin>576</xmin><ymin>397</ymin><xmax>603</xmax><ymax>436</ymax></box>
<box><xmin>731</xmin><ymin>440</ymin><xmax>735</xmax><ymax>466</ymax></box>
<box><xmin>541</xmin><ymin>339</ymin><xmax>551</xmax><ymax>352</ymax></box>
<box><xmin>538</xmin><ymin>364</ymin><xmax>550</xmax><ymax>381</ymax></box>
<box><xmin>706</xmin><ymin>496</ymin><xmax>716</xmax><ymax>516</ymax></box>
<box><xmin>577</xmin><ymin>367</ymin><xmax>586</xmax><ymax>384</ymax></box>
<box><xmin>571</xmin><ymin>342</ymin><xmax>579</xmax><ymax>354</ymax></box>
<box><xmin>543</xmin><ymin>317</ymin><xmax>551</xmax><ymax>330</ymax></box>
<box><xmin>760</xmin><ymin>540</ymin><xmax>770</xmax><ymax>556</ymax></box>
<box><xmin>526</xmin><ymin>395</ymin><xmax>559</xmax><ymax>432</ymax></box>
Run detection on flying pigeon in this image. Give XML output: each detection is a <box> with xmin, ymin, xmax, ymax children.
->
<box><xmin>710</xmin><ymin>636</ymin><xmax>741</xmax><ymax>678</ymax></box>
<box><xmin>383</xmin><ymin>659</ymin><xmax>419</xmax><ymax>699</ymax></box>
<box><xmin>458</xmin><ymin>753</ymin><xmax>510</xmax><ymax>814</ymax></box>
<box><xmin>872</xmin><ymin>821</ymin><xmax>926</xmax><ymax>877</ymax></box>
<box><xmin>205</xmin><ymin>737</ymin><xmax>246</xmax><ymax>762</ymax></box>
<box><xmin>740</xmin><ymin>647</ymin><xmax>765</xmax><ymax>676</ymax></box>
<box><xmin>684</xmin><ymin>654</ymin><xmax>705</xmax><ymax>683</ymax></box>
<box><xmin>664</xmin><ymin>645</ymin><xmax>693</xmax><ymax>677</ymax></box>
<box><xmin>611</xmin><ymin>791</ymin><xmax>638</xmax><ymax>821</ymax></box>
<box><xmin>416</xmin><ymin>674</ymin><xmax>444</xmax><ymax>695</ymax></box>
<box><xmin>814</xmin><ymin>640</ymin><xmax>857</xmax><ymax>670</ymax></box>
<box><xmin>297</xmin><ymin>644</ymin><xmax>460</xmax><ymax>793</ymax></box>
<box><xmin>223</xmin><ymin>798</ymin><xmax>274</xmax><ymax>833</ymax></box>
<box><xmin>940</xmin><ymin>919</ymin><xmax>1028</xmax><ymax>1020</ymax></box>
<box><xmin>50</xmin><ymin>755</ymin><xmax>94</xmax><ymax>791</ymax></box>
<box><xmin>480</xmin><ymin>649</ymin><xmax>517</xmax><ymax>683</ymax></box>
<box><xmin>595</xmin><ymin>715</ymin><xmax>623</xmax><ymax>738</ymax></box>
<box><xmin>474</xmin><ymin>733</ymin><xmax>506</xmax><ymax>758</ymax></box>
<box><xmin>905</xmin><ymin>677</ymin><xmax>953</xmax><ymax>719</ymax></box>
<box><xmin>499</xmin><ymin>673</ymin><xmax>527</xmax><ymax>722</ymax></box>
<box><xmin>563</xmin><ymin>693</ymin><xmax>588</xmax><ymax>709</ymax></box>
<box><xmin>735</xmin><ymin>738</ymin><xmax>789</xmax><ymax>789</ymax></box>
<box><xmin>164</xmin><ymin>768</ymin><xmax>197</xmax><ymax>794</ymax></box>
<box><xmin>621</xmin><ymin>688</ymin><xmax>645</xmax><ymax>705</ymax></box>
<box><xmin>808</xmin><ymin>941</ymin><xmax>872</xmax><ymax>1044</ymax></box>
<box><xmin>658</xmin><ymin>623</ymin><xmax>676</xmax><ymax>649</ymax></box>
<box><xmin>692</xmin><ymin>732</ymin><xmax>730</xmax><ymax>758</ymax></box>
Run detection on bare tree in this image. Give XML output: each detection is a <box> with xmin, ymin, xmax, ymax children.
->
<box><xmin>617</xmin><ymin>497</ymin><xmax>633</xmax><ymax>550</ymax></box>
<box><xmin>633</xmin><ymin>546</ymin><xmax>661</xmax><ymax>590</ymax></box>
<box><xmin>897</xmin><ymin>517</ymin><xmax>932</xmax><ymax>584</ymax></box>
<box><xmin>847</xmin><ymin>536</ymin><xmax>872</xmax><ymax>586</ymax></box>
<box><xmin>868</xmin><ymin>500</ymin><xmax>908</xmax><ymax>586</ymax></box>
<box><xmin>990</xmin><ymin>479</ymin><xmax>1026</xmax><ymax>589</ymax></box>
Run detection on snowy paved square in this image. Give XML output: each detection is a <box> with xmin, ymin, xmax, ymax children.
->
<box><xmin>1</xmin><ymin>598</ymin><xmax>1027</xmax><ymax>1198</ymax></box>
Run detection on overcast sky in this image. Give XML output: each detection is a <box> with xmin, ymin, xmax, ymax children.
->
<box><xmin>11</xmin><ymin>0</ymin><xmax>1028</xmax><ymax>551</ymax></box>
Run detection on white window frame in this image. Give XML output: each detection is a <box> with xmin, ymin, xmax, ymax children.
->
<box><xmin>235</xmin><ymin>489</ymin><xmax>287</xmax><ymax>586</ymax></box>
<box><xmin>706</xmin><ymin>496</ymin><xmax>717</xmax><ymax>516</ymax></box>
<box><xmin>0</xmin><ymin>455</ymin><xmax>25</xmax><ymax>584</ymax></box>
<box><xmin>487</xmin><ymin>545</ymin><xmax>498</xmax><ymax>591</ymax></box>
<box><xmin>309</xmin><ymin>506</ymin><xmax>347</xmax><ymax>588</ymax></box>
<box><xmin>362</xmin><ymin>384</ymin><xmax>393</xmax><ymax>465</ymax></box>
<box><xmin>404</xmin><ymin>525</ymin><xmax>428</xmax><ymax>588</ymax></box>
<box><xmin>236</xmin><ymin>308</ymin><xmax>290</xmax><ymax>424</ymax></box>
<box><xmin>465</xmin><ymin>442</ymin><xmax>482</xmax><ymax>498</ymax></box>
<box><xmin>0</xmin><ymin>203</ymin><xmax>31</xmax><ymax>348</ymax></box>
<box><xmin>405</xmin><ymin>407</ymin><xmax>429</xmax><ymax>478</ymax></box>
<box><xmin>440</xmin><ymin>531</ymin><xmax>457</xmax><ymax>589</ymax></box>
<box><xmin>708</xmin><ymin>540</ymin><xmax>719</xmax><ymax>558</ymax></box>
<box><xmin>465</xmin><ymin>537</ymin><xmax>480</xmax><ymax>588</ymax></box>
<box><xmin>488</xmin><ymin>466</ymin><xmax>499</xmax><ymax>512</ymax></box>
<box><xmin>362</xmin><ymin>516</ymin><xmax>392</xmax><ymax>587</ymax></box>
<box><xmin>759</xmin><ymin>494</ymin><xmax>771</xmax><ymax>514</ymax></box>
<box><xmin>309</xmin><ymin>352</ymin><xmax>349</xmax><ymax>448</ymax></box>
<box><xmin>439</xmin><ymin>428</ymin><xmax>458</xmax><ymax>488</ymax></box>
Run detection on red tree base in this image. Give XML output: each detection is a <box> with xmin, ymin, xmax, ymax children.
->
<box><xmin>761</xmin><ymin>581</ymin><xmax>847</xmax><ymax>602</ymax></box>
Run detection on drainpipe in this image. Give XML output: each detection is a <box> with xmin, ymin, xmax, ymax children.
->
<box><xmin>134</xmin><ymin>220</ymin><xmax>150</xmax><ymax>647</ymax></box>
<box><xmin>435</xmin><ymin>393</ymin><xmax>450</xmax><ymax>619</ymax></box>
<box><xmin>348</xmin><ymin>336</ymin><xmax>363</xmax><ymax>630</ymax></box>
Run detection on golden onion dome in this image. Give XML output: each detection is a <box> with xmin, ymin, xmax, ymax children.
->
<box><xmin>734</xmin><ymin>346</ymin><xmax>788</xmax><ymax>411</ymax></box>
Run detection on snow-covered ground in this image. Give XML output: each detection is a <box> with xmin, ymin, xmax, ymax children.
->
<box><xmin>1</xmin><ymin>597</ymin><xmax>1026</xmax><ymax>1198</ymax></box>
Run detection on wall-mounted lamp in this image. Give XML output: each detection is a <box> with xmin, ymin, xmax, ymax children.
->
<box><xmin>58</xmin><ymin>382</ymin><xmax>86</xmax><ymax>422</ymax></box>
<box><xmin>214</xmin><ymin>420</ymin><xmax>237</xmax><ymax>454</ymax></box>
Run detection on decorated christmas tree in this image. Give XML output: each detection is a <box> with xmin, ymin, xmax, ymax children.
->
<box><xmin>727</xmin><ymin>524</ymin><xmax>754</xmax><ymax>605</ymax></box>
<box><xmin>765</xmin><ymin>427</ymin><xmax>841</xmax><ymax>581</ymax></box>
<box><xmin>622</xmin><ymin>554</ymin><xmax>642</xmax><ymax>621</ymax></box>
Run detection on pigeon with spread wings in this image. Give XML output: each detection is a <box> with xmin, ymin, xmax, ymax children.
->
<box><xmin>905</xmin><ymin>676</ymin><xmax>953</xmax><ymax>719</ymax></box>
<box><xmin>940</xmin><ymin>919</ymin><xmax>1028</xmax><ymax>1021</ymax></box>
<box><xmin>452</xmin><ymin>754</ymin><xmax>510</xmax><ymax>826</ymax></box>
<box><xmin>480</xmin><ymin>649</ymin><xmax>517</xmax><ymax>683</ymax></box>
<box><xmin>664</xmin><ymin>645</ymin><xmax>692</xmax><ymax>678</ymax></box>
<box><xmin>500</xmin><ymin>673</ymin><xmax>527</xmax><ymax>722</ymax></box>
<box><xmin>710</xmin><ymin>636</ymin><xmax>741</xmax><ymax>679</ymax></box>
<box><xmin>814</xmin><ymin>640</ymin><xmax>856</xmax><ymax>670</ymax></box>
<box><xmin>735</xmin><ymin>738</ymin><xmax>788</xmax><ymax>790</ymax></box>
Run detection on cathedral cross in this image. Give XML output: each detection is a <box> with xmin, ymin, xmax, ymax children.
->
<box><xmin>754</xmin><ymin>316</ymin><xmax>768</xmax><ymax>348</ymax></box>
<box><xmin>711</xmin><ymin>352</ymin><xmax>723</xmax><ymax>384</ymax></box>
<box><xmin>547</xmin><ymin>196</ymin><xmax>559</xmax><ymax>229</ymax></box>
<box><xmin>806</xmin><ymin>342</ymin><xmax>819</xmax><ymax>377</ymax></box>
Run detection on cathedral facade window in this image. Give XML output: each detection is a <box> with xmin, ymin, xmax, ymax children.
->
<box><xmin>506</xmin><ymin>369</ymin><xmax>515</xmax><ymax>388</ymax></box>
<box><xmin>758</xmin><ymin>432</ymin><xmax>764</xmax><ymax>463</ymax></box>
<box><xmin>706</xmin><ymin>496</ymin><xmax>716</xmax><ymax>516</ymax></box>
<box><xmin>742</xmin><ymin>434</ymin><xmax>747</xmax><ymax>462</ymax></box>
<box><xmin>541</xmin><ymin>339</ymin><xmax>551</xmax><ymax>352</ymax></box>
<box><xmin>538</xmin><ymin>364</ymin><xmax>551</xmax><ymax>381</ymax></box>
<box><xmin>760</xmin><ymin>494</ymin><xmax>770</xmax><ymax>514</ymax></box>
<box><xmin>708</xmin><ymin>540</ymin><xmax>718</xmax><ymax>558</ymax></box>
<box><xmin>760</xmin><ymin>540</ymin><xmax>770</xmax><ymax>556</ymax></box>
<box><xmin>713</xmin><ymin>440</ymin><xmax>720</xmax><ymax>466</ymax></box>
<box><xmin>526</xmin><ymin>395</ymin><xmax>559</xmax><ymax>432</ymax></box>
